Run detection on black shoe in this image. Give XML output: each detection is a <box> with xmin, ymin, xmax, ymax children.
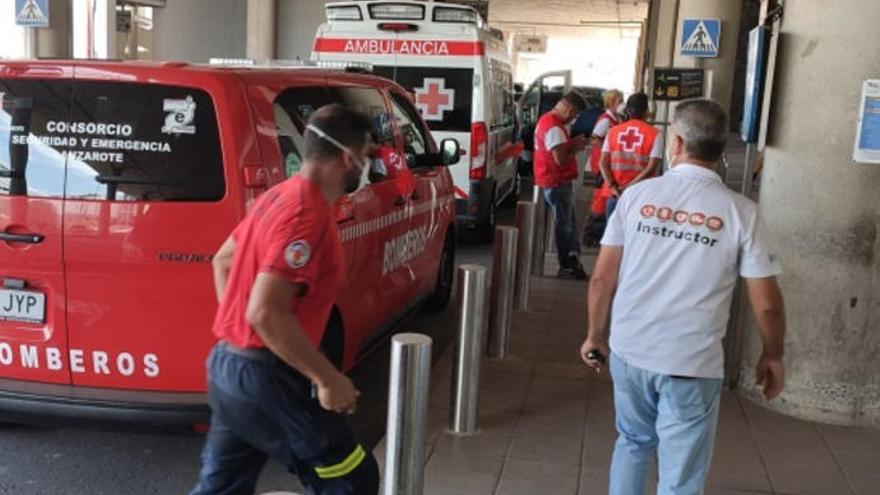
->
<box><xmin>557</xmin><ymin>267</ymin><xmax>578</xmax><ymax>279</ymax></box>
<box><xmin>570</xmin><ymin>264</ymin><xmax>589</xmax><ymax>280</ymax></box>
<box><xmin>559</xmin><ymin>261</ymin><xmax>589</xmax><ymax>280</ymax></box>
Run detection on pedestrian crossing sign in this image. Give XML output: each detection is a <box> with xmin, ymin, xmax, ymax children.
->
<box><xmin>680</xmin><ymin>19</ymin><xmax>720</xmax><ymax>58</ymax></box>
<box><xmin>15</xmin><ymin>0</ymin><xmax>49</xmax><ymax>28</ymax></box>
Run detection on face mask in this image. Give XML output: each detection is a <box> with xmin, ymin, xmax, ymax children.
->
<box><xmin>307</xmin><ymin>124</ymin><xmax>367</xmax><ymax>193</ymax></box>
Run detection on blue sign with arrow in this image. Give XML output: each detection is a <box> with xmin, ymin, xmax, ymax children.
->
<box><xmin>680</xmin><ymin>18</ymin><xmax>720</xmax><ymax>58</ymax></box>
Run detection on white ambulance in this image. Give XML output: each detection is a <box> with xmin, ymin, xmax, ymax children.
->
<box><xmin>312</xmin><ymin>0</ymin><xmax>521</xmax><ymax>240</ymax></box>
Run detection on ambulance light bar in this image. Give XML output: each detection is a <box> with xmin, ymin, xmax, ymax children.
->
<box><xmin>433</xmin><ymin>6</ymin><xmax>478</xmax><ymax>24</ymax></box>
<box><xmin>368</xmin><ymin>3</ymin><xmax>425</xmax><ymax>21</ymax></box>
<box><xmin>327</xmin><ymin>5</ymin><xmax>363</xmax><ymax>21</ymax></box>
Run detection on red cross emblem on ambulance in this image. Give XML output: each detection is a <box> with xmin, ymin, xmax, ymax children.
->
<box><xmin>617</xmin><ymin>127</ymin><xmax>644</xmax><ymax>153</ymax></box>
<box><xmin>414</xmin><ymin>78</ymin><xmax>455</xmax><ymax>121</ymax></box>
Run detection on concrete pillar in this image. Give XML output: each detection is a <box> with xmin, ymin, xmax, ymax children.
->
<box><xmin>672</xmin><ymin>0</ymin><xmax>743</xmax><ymax>113</ymax></box>
<box><xmin>36</xmin><ymin>0</ymin><xmax>72</xmax><ymax>58</ymax></box>
<box><xmin>246</xmin><ymin>0</ymin><xmax>276</xmax><ymax>60</ymax></box>
<box><xmin>739</xmin><ymin>0</ymin><xmax>880</xmax><ymax>427</ymax></box>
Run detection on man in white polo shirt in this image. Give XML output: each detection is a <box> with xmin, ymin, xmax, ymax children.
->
<box><xmin>580</xmin><ymin>99</ymin><xmax>786</xmax><ymax>495</ymax></box>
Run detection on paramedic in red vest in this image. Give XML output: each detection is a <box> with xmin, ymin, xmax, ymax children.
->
<box><xmin>582</xmin><ymin>89</ymin><xmax>624</xmax><ymax>247</ymax></box>
<box><xmin>599</xmin><ymin>93</ymin><xmax>662</xmax><ymax>219</ymax></box>
<box><xmin>190</xmin><ymin>104</ymin><xmax>379</xmax><ymax>495</ymax></box>
<box><xmin>534</xmin><ymin>91</ymin><xmax>589</xmax><ymax>279</ymax></box>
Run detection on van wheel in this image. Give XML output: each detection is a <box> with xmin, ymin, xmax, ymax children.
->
<box><xmin>320</xmin><ymin>308</ymin><xmax>345</xmax><ymax>369</ymax></box>
<box><xmin>424</xmin><ymin>229</ymin><xmax>455</xmax><ymax>312</ymax></box>
<box><xmin>500</xmin><ymin>175</ymin><xmax>520</xmax><ymax>209</ymax></box>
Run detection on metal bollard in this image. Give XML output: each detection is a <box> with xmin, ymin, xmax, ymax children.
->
<box><xmin>514</xmin><ymin>201</ymin><xmax>535</xmax><ymax>310</ymax></box>
<box><xmin>384</xmin><ymin>333</ymin><xmax>432</xmax><ymax>495</ymax></box>
<box><xmin>488</xmin><ymin>226</ymin><xmax>518</xmax><ymax>358</ymax></box>
<box><xmin>531</xmin><ymin>186</ymin><xmax>546</xmax><ymax>277</ymax></box>
<box><xmin>450</xmin><ymin>264</ymin><xmax>488</xmax><ymax>434</ymax></box>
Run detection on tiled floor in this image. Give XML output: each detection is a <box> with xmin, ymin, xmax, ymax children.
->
<box><xmin>375</xmin><ymin>268</ymin><xmax>880</xmax><ymax>495</ymax></box>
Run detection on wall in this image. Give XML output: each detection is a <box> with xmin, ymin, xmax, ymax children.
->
<box><xmin>152</xmin><ymin>0</ymin><xmax>247</xmax><ymax>62</ymax></box>
<box><xmin>277</xmin><ymin>0</ymin><xmax>331</xmax><ymax>61</ymax></box>
<box><xmin>740</xmin><ymin>0</ymin><xmax>880</xmax><ymax>427</ymax></box>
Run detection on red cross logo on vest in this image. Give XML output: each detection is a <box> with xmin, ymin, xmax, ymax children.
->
<box><xmin>617</xmin><ymin>127</ymin><xmax>644</xmax><ymax>153</ymax></box>
<box><xmin>414</xmin><ymin>77</ymin><xmax>455</xmax><ymax>121</ymax></box>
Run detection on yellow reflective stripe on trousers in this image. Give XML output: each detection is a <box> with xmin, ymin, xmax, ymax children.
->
<box><xmin>314</xmin><ymin>445</ymin><xmax>366</xmax><ymax>479</ymax></box>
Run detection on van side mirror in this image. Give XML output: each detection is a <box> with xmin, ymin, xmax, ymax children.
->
<box><xmin>440</xmin><ymin>139</ymin><xmax>461</xmax><ymax>166</ymax></box>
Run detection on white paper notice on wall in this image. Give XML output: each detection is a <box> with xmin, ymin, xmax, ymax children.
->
<box><xmin>854</xmin><ymin>79</ymin><xmax>880</xmax><ymax>164</ymax></box>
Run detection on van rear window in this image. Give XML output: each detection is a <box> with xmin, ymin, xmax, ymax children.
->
<box><xmin>0</xmin><ymin>80</ymin><xmax>224</xmax><ymax>202</ymax></box>
<box><xmin>374</xmin><ymin>66</ymin><xmax>472</xmax><ymax>133</ymax></box>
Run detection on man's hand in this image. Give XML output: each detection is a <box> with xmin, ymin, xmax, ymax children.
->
<box><xmin>317</xmin><ymin>372</ymin><xmax>360</xmax><ymax>414</ymax></box>
<box><xmin>755</xmin><ymin>353</ymin><xmax>784</xmax><ymax>400</ymax></box>
<box><xmin>580</xmin><ymin>336</ymin><xmax>609</xmax><ymax>374</ymax></box>
<box><xmin>572</xmin><ymin>135</ymin><xmax>588</xmax><ymax>152</ymax></box>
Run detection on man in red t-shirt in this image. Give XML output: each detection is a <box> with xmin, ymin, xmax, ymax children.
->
<box><xmin>190</xmin><ymin>105</ymin><xmax>379</xmax><ymax>495</ymax></box>
<box><xmin>533</xmin><ymin>91</ymin><xmax>589</xmax><ymax>279</ymax></box>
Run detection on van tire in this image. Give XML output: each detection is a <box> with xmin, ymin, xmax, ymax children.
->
<box><xmin>424</xmin><ymin>229</ymin><xmax>455</xmax><ymax>312</ymax></box>
<box><xmin>500</xmin><ymin>175</ymin><xmax>520</xmax><ymax>209</ymax></box>
<box><xmin>320</xmin><ymin>308</ymin><xmax>345</xmax><ymax>369</ymax></box>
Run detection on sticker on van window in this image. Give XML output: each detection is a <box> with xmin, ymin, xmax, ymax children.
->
<box><xmin>413</xmin><ymin>78</ymin><xmax>455</xmax><ymax>121</ymax></box>
<box><xmin>162</xmin><ymin>96</ymin><xmax>197</xmax><ymax>135</ymax></box>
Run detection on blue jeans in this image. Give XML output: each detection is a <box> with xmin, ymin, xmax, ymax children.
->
<box><xmin>543</xmin><ymin>182</ymin><xmax>581</xmax><ymax>268</ymax></box>
<box><xmin>609</xmin><ymin>353</ymin><xmax>722</xmax><ymax>495</ymax></box>
<box><xmin>190</xmin><ymin>344</ymin><xmax>379</xmax><ymax>495</ymax></box>
<box><xmin>606</xmin><ymin>196</ymin><xmax>619</xmax><ymax>220</ymax></box>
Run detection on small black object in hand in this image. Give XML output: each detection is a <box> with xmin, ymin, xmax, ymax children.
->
<box><xmin>587</xmin><ymin>350</ymin><xmax>606</xmax><ymax>364</ymax></box>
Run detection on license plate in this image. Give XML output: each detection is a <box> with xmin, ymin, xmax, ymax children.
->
<box><xmin>0</xmin><ymin>288</ymin><xmax>46</xmax><ymax>324</ymax></box>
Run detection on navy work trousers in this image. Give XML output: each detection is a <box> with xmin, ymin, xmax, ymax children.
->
<box><xmin>190</xmin><ymin>343</ymin><xmax>379</xmax><ymax>495</ymax></box>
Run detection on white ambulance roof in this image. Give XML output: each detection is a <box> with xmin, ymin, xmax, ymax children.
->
<box><xmin>315</xmin><ymin>0</ymin><xmax>509</xmax><ymax>65</ymax></box>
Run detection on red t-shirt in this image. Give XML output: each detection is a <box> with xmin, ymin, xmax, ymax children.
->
<box><xmin>212</xmin><ymin>175</ymin><xmax>345</xmax><ymax>349</ymax></box>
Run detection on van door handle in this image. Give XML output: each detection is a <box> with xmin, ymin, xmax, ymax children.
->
<box><xmin>0</xmin><ymin>232</ymin><xmax>44</xmax><ymax>244</ymax></box>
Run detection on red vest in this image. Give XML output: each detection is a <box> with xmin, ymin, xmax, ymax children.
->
<box><xmin>533</xmin><ymin>111</ymin><xmax>578</xmax><ymax>188</ymax></box>
<box><xmin>589</xmin><ymin>110</ymin><xmax>620</xmax><ymax>175</ymax></box>
<box><xmin>603</xmin><ymin>119</ymin><xmax>659</xmax><ymax>189</ymax></box>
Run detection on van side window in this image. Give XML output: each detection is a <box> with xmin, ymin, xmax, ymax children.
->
<box><xmin>62</xmin><ymin>82</ymin><xmax>224</xmax><ymax>202</ymax></box>
<box><xmin>0</xmin><ymin>80</ymin><xmax>73</xmax><ymax>198</ymax></box>
<box><xmin>388</xmin><ymin>92</ymin><xmax>429</xmax><ymax>169</ymax></box>
<box><xmin>273</xmin><ymin>86</ymin><xmax>394</xmax><ymax>180</ymax></box>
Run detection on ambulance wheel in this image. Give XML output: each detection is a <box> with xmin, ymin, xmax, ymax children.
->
<box><xmin>477</xmin><ymin>191</ymin><xmax>497</xmax><ymax>243</ymax></box>
<box><xmin>320</xmin><ymin>308</ymin><xmax>345</xmax><ymax>369</ymax></box>
<box><xmin>500</xmin><ymin>175</ymin><xmax>520</xmax><ymax>209</ymax></box>
<box><xmin>424</xmin><ymin>229</ymin><xmax>455</xmax><ymax>312</ymax></box>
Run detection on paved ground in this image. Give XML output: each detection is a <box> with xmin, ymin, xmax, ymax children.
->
<box><xmin>399</xmin><ymin>260</ymin><xmax>880</xmax><ymax>495</ymax></box>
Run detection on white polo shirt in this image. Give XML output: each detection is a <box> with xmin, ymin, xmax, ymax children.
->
<box><xmin>601</xmin><ymin>164</ymin><xmax>782</xmax><ymax>378</ymax></box>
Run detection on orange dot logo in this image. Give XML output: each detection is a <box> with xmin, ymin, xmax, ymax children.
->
<box><xmin>706</xmin><ymin>216</ymin><xmax>725</xmax><ymax>231</ymax></box>
<box><xmin>640</xmin><ymin>205</ymin><xmax>656</xmax><ymax>218</ymax></box>
<box><xmin>689</xmin><ymin>212</ymin><xmax>706</xmax><ymax>227</ymax></box>
<box><xmin>673</xmin><ymin>210</ymin><xmax>689</xmax><ymax>224</ymax></box>
<box><xmin>657</xmin><ymin>207</ymin><xmax>673</xmax><ymax>221</ymax></box>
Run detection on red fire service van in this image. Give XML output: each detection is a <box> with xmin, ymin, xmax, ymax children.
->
<box><xmin>0</xmin><ymin>60</ymin><xmax>459</xmax><ymax>427</ymax></box>
<box><xmin>312</xmin><ymin>0</ymin><xmax>522</xmax><ymax>240</ymax></box>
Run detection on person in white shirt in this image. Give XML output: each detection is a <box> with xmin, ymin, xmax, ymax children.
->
<box><xmin>580</xmin><ymin>99</ymin><xmax>786</xmax><ymax>495</ymax></box>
